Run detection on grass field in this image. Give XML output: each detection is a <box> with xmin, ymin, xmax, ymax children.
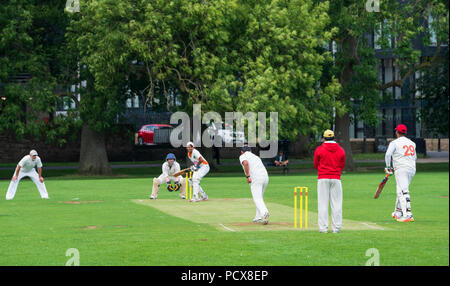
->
<box><xmin>0</xmin><ymin>167</ymin><xmax>448</xmax><ymax>266</ymax></box>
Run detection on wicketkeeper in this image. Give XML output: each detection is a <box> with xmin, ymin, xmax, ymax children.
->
<box><xmin>150</xmin><ymin>153</ymin><xmax>186</xmax><ymax>199</ymax></box>
<box><xmin>314</xmin><ymin>130</ymin><xmax>345</xmax><ymax>233</ymax></box>
<box><xmin>6</xmin><ymin>150</ymin><xmax>49</xmax><ymax>200</ymax></box>
<box><xmin>385</xmin><ymin>124</ymin><xmax>416</xmax><ymax>222</ymax></box>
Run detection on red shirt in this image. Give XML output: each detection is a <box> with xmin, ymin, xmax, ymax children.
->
<box><xmin>314</xmin><ymin>142</ymin><xmax>346</xmax><ymax>180</ymax></box>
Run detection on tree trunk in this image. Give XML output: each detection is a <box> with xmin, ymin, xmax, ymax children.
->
<box><xmin>335</xmin><ymin>113</ymin><xmax>355</xmax><ymax>171</ymax></box>
<box><xmin>335</xmin><ymin>36</ymin><xmax>358</xmax><ymax>171</ymax></box>
<box><xmin>78</xmin><ymin>124</ymin><xmax>112</xmax><ymax>175</ymax></box>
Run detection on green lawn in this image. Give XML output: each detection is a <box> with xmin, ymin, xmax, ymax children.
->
<box><xmin>0</xmin><ymin>169</ymin><xmax>448</xmax><ymax>266</ymax></box>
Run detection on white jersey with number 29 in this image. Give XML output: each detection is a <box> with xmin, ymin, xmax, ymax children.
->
<box><xmin>385</xmin><ymin>137</ymin><xmax>417</xmax><ymax>171</ymax></box>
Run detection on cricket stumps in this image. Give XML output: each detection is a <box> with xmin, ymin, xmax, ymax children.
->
<box><xmin>185</xmin><ymin>171</ymin><xmax>193</xmax><ymax>201</ymax></box>
<box><xmin>294</xmin><ymin>187</ymin><xmax>308</xmax><ymax>229</ymax></box>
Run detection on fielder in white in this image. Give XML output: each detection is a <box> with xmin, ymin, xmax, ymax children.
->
<box><xmin>385</xmin><ymin>124</ymin><xmax>416</xmax><ymax>222</ymax></box>
<box><xmin>151</xmin><ymin>153</ymin><xmax>186</xmax><ymax>199</ymax></box>
<box><xmin>239</xmin><ymin>146</ymin><xmax>270</xmax><ymax>225</ymax></box>
<box><xmin>6</xmin><ymin>150</ymin><xmax>49</xmax><ymax>200</ymax></box>
<box><xmin>186</xmin><ymin>142</ymin><xmax>209</xmax><ymax>202</ymax></box>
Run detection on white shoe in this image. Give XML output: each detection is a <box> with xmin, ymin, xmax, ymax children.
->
<box><xmin>392</xmin><ymin>211</ymin><xmax>402</xmax><ymax>220</ymax></box>
<box><xmin>150</xmin><ymin>195</ymin><xmax>156</xmax><ymax>200</ymax></box>
<box><xmin>180</xmin><ymin>196</ymin><xmax>186</xmax><ymax>199</ymax></box>
<box><xmin>262</xmin><ymin>212</ymin><xmax>270</xmax><ymax>225</ymax></box>
<box><xmin>189</xmin><ymin>198</ymin><xmax>200</xmax><ymax>203</ymax></box>
<box><xmin>397</xmin><ymin>215</ymin><xmax>414</xmax><ymax>222</ymax></box>
<box><xmin>332</xmin><ymin>230</ymin><xmax>340</xmax><ymax>233</ymax></box>
<box><xmin>200</xmin><ymin>195</ymin><xmax>208</xmax><ymax>201</ymax></box>
<box><xmin>252</xmin><ymin>218</ymin><xmax>262</xmax><ymax>223</ymax></box>
<box><xmin>319</xmin><ymin>230</ymin><xmax>327</xmax><ymax>233</ymax></box>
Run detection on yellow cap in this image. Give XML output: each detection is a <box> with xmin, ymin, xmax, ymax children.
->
<box><xmin>323</xmin><ymin>129</ymin><xmax>334</xmax><ymax>138</ymax></box>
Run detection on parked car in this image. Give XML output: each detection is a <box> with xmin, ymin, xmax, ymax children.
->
<box><xmin>137</xmin><ymin>124</ymin><xmax>174</xmax><ymax>145</ymax></box>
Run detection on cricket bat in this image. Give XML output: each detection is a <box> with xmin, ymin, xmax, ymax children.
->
<box><xmin>172</xmin><ymin>167</ymin><xmax>191</xmax><ymax>177</ymax></box>
<box><xmin>374</xmin><ymin>173</ymin><xmax>390</xmax><ymax>199</ymax></box>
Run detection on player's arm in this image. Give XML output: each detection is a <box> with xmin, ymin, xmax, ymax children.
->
<box><xmin>37</xmin><ymin>167</ymin><xmax>44</xmax><ymax>183</ymax></box>
<box><xmin>12</xmin><ymin>165</ymin><xmax>21</xmax><ymax>181</ymax></box>
<box><xmin>241</xmin><ymin>160</ymin><xmax>251</xmax><ymax>183</ymax></box>
<box><xmin>384</xmin><ymin>143</ymin><xmax>395</xmax><ymax>174</ymax></box>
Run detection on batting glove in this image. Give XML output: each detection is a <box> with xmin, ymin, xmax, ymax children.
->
<box><xmin>190</xmin><ymin>165</ymin><xmax>196</xmax><ymax>172</ymax></box>
<box><xmin>384</xmin><ymin>167</ymin><xmax>393</xmax><ymax>175</ymax></box>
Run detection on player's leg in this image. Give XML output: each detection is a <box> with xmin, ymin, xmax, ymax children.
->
<box><xmin>191</xmin><ymin>165</ymin><xmax>210</xmax><ymax>202</ymax></box>
<box><xmin>317</xmin><ymin>179</ymin><xmax>330</xmax><ymax>232</ymax></box>
<box><xmin>250</xmin><ymin>179</ymin><xmax>269</xmax><ymax>224</ymax></box>
<box><xmin>151</xmin><ymin>174</ymin><xmax>164</xmax><ymax>199</ymax></box>
<box><xmin>392</xmin><ymin>196</ymin><xmax>402</xmax><ymax>219</ymax></box>
<box><xmin>404</xmin><ymin>170</ymin><xmax>416</xmax><ymax>218</ymax></box>
<box><xmin>394</xmin><ymin>169</ymin><xmax>413</xmax><ymax>222</ymax></box>
<box><xmin>6</xmin><ymin>171</ymin><xmax>26</xmax><ymax>200</ymax></box>
<box><xmin>28</xmin><ymin>169</ymin><xmax>49</xmax><ymax>199</ymax></box>
<box><xmin>329</xmin><ymin>179</ymin><xmax>343</xmax><ymax>233</ymax></box>
<box><xmin>177</xmin><ymin>175</ymin><xmax>186</xmax><ymax>199</ymax></box>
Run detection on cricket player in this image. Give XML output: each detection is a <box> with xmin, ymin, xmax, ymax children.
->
<box><xmin>314</xmin><ymin>130</ymin><xmax>345</xmax><ymax>233</ymax></box>
<box><xmin>6</xmin><ymin>150</ymin><xmax>49</xmax><ymax>200</ymax></box>
<box><xmin>150</xmin><ymin>153</ymin><xmax>186</xmax><ymax>199</ymax></box>
<box><xmin>186</xmin><ymin>142</ymin><xmax>209</xmax><ymax>202</ymax></box>
<box><xmin>239</xmin><ymin>145</ymin><xmax>270</xmax><ymax>225</ymax></box>
<box><xmin>385</xmin><ymin>124</ymin><xmax>416</xmax><ymax>222</ymax></box>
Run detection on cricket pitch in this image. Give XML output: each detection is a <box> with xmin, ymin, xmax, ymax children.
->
<box><xmin>133</xmin><ymin>198</ymin><xmax>388</xmax><ymax>232</ymax></box>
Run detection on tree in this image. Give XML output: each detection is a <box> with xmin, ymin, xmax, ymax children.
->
<box><xmin>417</xmin><ymin>49</ymin><xmax>449</xmax><ymax>137</ymax></box>
<box><xmin>323</xmin><ymin>0</ymin><xmax>449</xmax><ymax>170</ymax></box>
<box><xmin>0</xmin><ymin>0</ymin><xmax>79</xmax><ymax>147</ymax></box>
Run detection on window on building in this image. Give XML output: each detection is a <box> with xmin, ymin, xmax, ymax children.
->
<box><xmin>133</xmin><ymin>95</ymin><xmax>139</xmax><ymax>108</ymax></box>
<box><xmin>428</xmin><ymin>14</ymin><xmax>437</xmax><ymax>46</ymax></box>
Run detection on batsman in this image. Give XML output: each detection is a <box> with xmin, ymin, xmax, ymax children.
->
<box><xmin>150</xmin><ymin>153</ymin><xmax>186</xmax><ymax>199</ymax></box>
<box><xmin>385</xmin><ymin>124</ymin><xmax>417</xmax><ymax>222</ymax></box>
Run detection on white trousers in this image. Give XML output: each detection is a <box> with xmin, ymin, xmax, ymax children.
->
<box><xmin>394</xmin><ymin>168</ymin><xmax>415</xmax><ymax>216</ymax></box>
<box><xmin>192</xmin><ymin>164</ymin><xmax>210</xmax><ymax>199</ymax></box>
<box><xmin>250</xmin><ymin>177</ymin><xmax>269</xmax><ymax>219</ymax></box>
<box><xmin>155</xmin><ymin>174</ymin><xmax>183</xmax><ymax>184</ymax></box>
<box><xmin>317</xmin><ymin>179</ymin><xmax>343</xmax><ymax>232</ymax></box>
<box><xmin>6</xmin><ymin>169</ymin><xmax>49</xmax><ymax>200</ymax></box>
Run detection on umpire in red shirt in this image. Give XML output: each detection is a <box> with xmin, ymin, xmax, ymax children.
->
<box><xmin>314</xmin><ymin>129</ymin><xmax>345</xmax><ymax>233</ymax></box>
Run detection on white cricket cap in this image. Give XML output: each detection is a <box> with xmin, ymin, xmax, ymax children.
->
<box><xmin>186</xmin><ymin>141</ymin><xmax>195</xmax><ymax>147</ymax></box>
<box><xmin>30</xmin><ymin>150</ymin><xmax>38</xmax><ymax>156</ymax></box>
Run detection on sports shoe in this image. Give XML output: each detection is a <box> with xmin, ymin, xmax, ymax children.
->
<box><xmin>392</xmin><ymin>211</ymin><xmax>402</xmax><ymax>220</ymax></box>
<box><xmin>319</xmin><ymin>230</ymin><xmax>327</xmax><ymax>233</ymax></box>
<box><xmin>180</xmin><ymin>195</ymin><xmax>186</xmax><ymax>199</ymax></box>
<box><xmin>396</xmin><ymin>215</ymin><xmax>414</xmax><ymax>222</ymax></box>
<box><xmin>150</xmin><ymin>195</ymin><xmax>156</xmax><ymax>200</ymax></box>
<box><xmin>200</xmin><ymin>195</ymin><xmax>208</xmax><ymax>201</ymax></box>
<box><xmin>332</xmin><ymin>229</ymin><xmax>340</xmax><ymax>233</ymax></box>
<box><xmin>252</xmin><ymin>218</ymin><xmax>262</xmax><ymax>223</ymax></box>
<box><xmin>189</xmin><ymin>198</ymin><xmax>200</xmax><ymax>203</ymax></box>
<box><xmin>262</xmin><ymin>212</ymin><xmax>270</xmax><ymax>225</ymax></box>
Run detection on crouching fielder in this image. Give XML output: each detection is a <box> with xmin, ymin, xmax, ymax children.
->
<box><xmin>186</xmin><ymin>142</ymin><xmax>209</xmax><ymax>202</ymax></box>
<box><xmin>150</xmin><ymin>153</ymin><xmax>186</xmax><ymax>199</ymax></box>
<box><xmin>6</xmin><ymin>150</ymin><xmax>49</xmax><ymax>200</ymax></box>
<box><xmin>239</xmin><ymin>146</ymin><xmax>270</xmax><ymax>225</ymax></box>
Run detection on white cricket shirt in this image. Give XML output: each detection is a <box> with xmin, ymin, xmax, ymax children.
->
<box><xmin>239</xmin><ymin>151</ymin><xmax>268</xmax><ymax>181</ymax></box>
<box><xmin>385</xmin><ymin>137</ymin><xmax>417</xmax><ymax>171</ymax></box>
<box><xmin>162</xmin><ymin>161</ymin><xmax>181</xmax><ymax>176</ymax></box>
<box><xmin>188</xmin><ymin>149</ymin><xmax>208</xmax><ymax>165</ymax></box>
<box><xmin>18</xmin><ymin>155</ymin><xmax>43</xmax><ymax>172</ymax></box>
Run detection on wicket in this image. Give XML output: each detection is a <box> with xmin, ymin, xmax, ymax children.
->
<box><xmin>294</xmin><ymin>187</ymin><xmax>308</xmax><ymax>229</ymax></box>
<box><xmin>185</xmin><ymin>171</ymin><xmax>193</xmax><ymax>201</ymax></box>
